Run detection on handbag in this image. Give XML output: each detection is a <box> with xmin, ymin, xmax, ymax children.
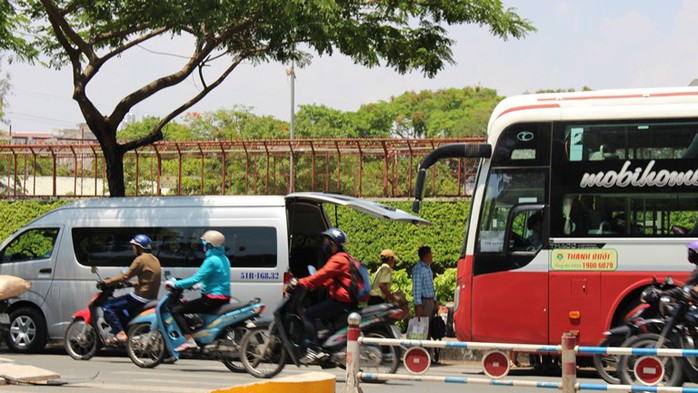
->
<box><xmin>406</xmin><ymin>317</ymin><xmax>429</xmax><ymax>340</ymax></box>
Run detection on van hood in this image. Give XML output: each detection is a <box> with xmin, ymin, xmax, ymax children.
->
<box><xmin>286</xmin><ymin>192</ymin><xmax>431</xmax><ymax>225</ymax></box>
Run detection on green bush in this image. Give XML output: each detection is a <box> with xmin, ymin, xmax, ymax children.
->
<box><xmin>0</xmin><ymin>200</ymin><xmax>72</xmax><ymax>242</ymax></box>
<box><xmin>0</xmin><ymin>198</ymin><xmax>468</xmax><ymax>308</ymax></box>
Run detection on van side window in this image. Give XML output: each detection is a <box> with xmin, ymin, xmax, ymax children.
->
<box><xmin>1</xmin><ymin>228</ymin><xmax>60</xmax><ymax>263</ymax></box>
<box><xmin>72</xmin><ymin>226</ymin><xmax>277</xmax><ymax>268</ymax></box>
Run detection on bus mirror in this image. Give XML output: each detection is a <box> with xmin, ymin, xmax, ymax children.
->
<box><xmin>412</xmin><ymin>143</ymin><xmax>492</xmax><ymax>213</ymax></box>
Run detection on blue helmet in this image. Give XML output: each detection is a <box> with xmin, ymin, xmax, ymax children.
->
<box><xmin>130</xmin><ymin>234</ymin><xmax>152</xmax><ymax>251</ymax></box>
<box><xmin>321</xmin><ymin>228</ymin><xmax>347</xmax><ymax>249</ymax></box>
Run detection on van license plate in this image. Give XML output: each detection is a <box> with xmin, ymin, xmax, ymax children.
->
<box><xmin>0</xmin><ymin>313</ymin><xmax>9</xmax><ymax>324</ymax></box>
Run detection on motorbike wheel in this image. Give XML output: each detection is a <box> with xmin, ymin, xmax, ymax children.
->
<box><xmin>675</xmin><ymin>332</ymin><xmax>698</xmax><ymax>383</ymax></box>
<box><xmin>126</xmin><ymin>323</ymin><xmax>166</xmax><ymax>368</ymax></box>
<box><xmin>593</xmin><ymin>334</ymin><xmax>626</xmax><ymax>384</ymax></box>
<box><xmin>220</xmin><ymin>325</ymin><xmax>248</xmax><ymax>373</ymax></box>
<box><xmin>240</xmin><ymin>327</ymin><xmax>286</xmax><ymax>378</ymax></box>
<box><xmin>617</xmin><ymin>333</ymin><xmax>684</xmax><ymax>387</ymax></box>
<box><xmin>64</xmin><ymin>319</ymin><xmax>99</xmax><ymax>360</ymax></box>
<box><xmin>359</xmin><ymin>331</ymin><xmax>400</xmax><ymax>377</ymax></box>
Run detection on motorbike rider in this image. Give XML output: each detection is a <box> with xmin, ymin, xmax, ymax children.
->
<box><xmin>294</xmin><ymin>227</ymin><xmax>358</xmax><ymax>364</ymax></box>
<box><xmin>100</xmin><ymin>234</ymin><xmax>162</xmax><ymax>344</ymax></box>
<box><xmin>165</xmin><ymin>230</ymin><xmax>231</xmax><ymax>352</ymax></box>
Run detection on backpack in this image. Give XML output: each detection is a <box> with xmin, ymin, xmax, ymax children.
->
<box><xmin>430</xmin><ymin>315</ymin><xmax>446</xmax><ymax>339</ymax></box>
<box><xmin>341</xmin><ymin>254</ymin><xmax>371</xmax><ymax>303</ymax></box>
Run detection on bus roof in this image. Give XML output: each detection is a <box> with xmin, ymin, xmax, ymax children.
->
<box><xmin>488</xmin><ymin>86</ymin><xmax>698</xmax><ymax>141</ymax></box>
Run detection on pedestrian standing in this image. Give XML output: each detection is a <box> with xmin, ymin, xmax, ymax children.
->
<box><xmin>412</xmin><ymin>246</ymin><xmax>436</xmax><ymax>334</ymax></box>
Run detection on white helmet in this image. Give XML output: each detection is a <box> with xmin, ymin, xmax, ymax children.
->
<box><xmin>201</xmin><ymin>230</ymin><xmax>225</xmax><ymax>248</ymax></box>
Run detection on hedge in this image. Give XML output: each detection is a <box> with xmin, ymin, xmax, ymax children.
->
<box><xmin>0</xmin><ymin>199</ymin><xmax>470</xmax><ymax>304</ymax></box>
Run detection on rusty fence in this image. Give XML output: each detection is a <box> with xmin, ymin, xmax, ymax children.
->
<box><xmin>0</xmin><ymin>138</ymin><xmax>484</xmax><ymax>199</ymax></box>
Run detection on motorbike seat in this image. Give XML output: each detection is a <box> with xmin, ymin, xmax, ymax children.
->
<box><xmin>208</xmin><ymin>302</ymin><xmax>255</xmax><ymax>316</ymax></box>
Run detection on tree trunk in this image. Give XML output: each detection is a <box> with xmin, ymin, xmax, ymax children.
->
<box><xmin>103</xmin><ymin>145</ymin><xmax>126</xmax><ymax>197</ymax></box>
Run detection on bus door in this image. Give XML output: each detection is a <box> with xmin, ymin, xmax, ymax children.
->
<box><xmin>471</xmin><ymin>200</ymin><xmax>550</xmax><ymax>345</ymax></box>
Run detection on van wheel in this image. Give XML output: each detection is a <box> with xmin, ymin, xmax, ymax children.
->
<box><xmin>5</xmin><ymin>307</ymin><xmax>48</xmax><ymax>353</ymax></box>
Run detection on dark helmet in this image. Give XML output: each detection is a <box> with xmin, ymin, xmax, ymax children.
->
<box><xmin>689</xmin><ymin>240</ymin><xmax>698</xmax><ymax>265</ymax></box>
<box><xmin>129</xmin><ymin>234</ymin><xmax>152</xmax><ymax>251</ymax></box>
<box><xmin>321</xmin><ymin>227</ymin><xmax>347</xmax><ymax>249</ymax></box>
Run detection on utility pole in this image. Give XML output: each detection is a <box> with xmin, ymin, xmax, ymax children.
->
<box><xmin>287</xmin><ymin>63</ymin><xmax>296</xmax><ymax>192</ymax></box>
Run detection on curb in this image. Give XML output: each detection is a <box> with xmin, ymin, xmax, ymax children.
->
<box><xmin>210</xmin><ymin>371</ymin><xmax>335</xmax><ymax>393</ymax></box>
<box><xmin>0</xmin><ymin>356</ymin><xmax>60</xmax><ymax>385</ymax></box>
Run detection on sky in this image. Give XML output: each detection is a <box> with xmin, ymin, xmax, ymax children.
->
<box><xmin>1</xmin><ymin>1</ymin><xmax>695</xmax><ymax>134</ymax></box>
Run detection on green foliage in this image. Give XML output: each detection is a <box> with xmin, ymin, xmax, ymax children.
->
<box><xmin>434</xmin><ymin>268</ymin><xmax>457</xmax><ymax>303</ymax></box>
<box><xmin>0</xmin><ymin>0</ymin><xmax>36</xmax><ymax>60</ymax></box>
<box><xmin>334</xmin><ymin>200</ymin><xmax>469</xmax><ymax>274</ymax></box>
<box><xmin>118</xmin><ymin>117</ymin><xmax>194</xmax><ymax>142</ymax></box>
<box><xmin>0</xmin><ymin>56</ymin><xmax>9</xmax><ymax>124</ymax></box>
<box><xmin>0</xmin><ymin>200</ymin><xmax>71</xmax><ymax>242</ymax></box>
<box><xmin>183</xmin><ymin>108</ymin><xmax>289</xmax><ymax>140</ymax></box>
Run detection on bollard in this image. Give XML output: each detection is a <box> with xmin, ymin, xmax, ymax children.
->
<box><xmin>561</xmin><ymin>332</ymin><xmax>577</xmax><ymax>393</ymax></box>
<box><xmin>341</xmin><ymin>312</ymin><xmax>363</xmax><ymax>393</ymax></box>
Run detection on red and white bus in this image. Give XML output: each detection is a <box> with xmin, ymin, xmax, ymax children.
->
<box><xmin>413</xmin><ymin>87</ymin><xmax>698</xmax><ymax>347</ymax></box>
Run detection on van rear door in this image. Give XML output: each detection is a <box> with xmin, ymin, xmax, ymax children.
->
<box><xmin>285</xmin><ymin>192</ymin><xmax>431</xmax><ymax>278</ymax></box>
<box><xmin>286</xmin><ymin>192</ymin><xmax>432</xmax><ymax>225</ymax></box>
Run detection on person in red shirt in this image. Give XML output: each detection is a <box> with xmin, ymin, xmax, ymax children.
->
<box><xmin>297</xmin><ymin>227</ymin><xmax>357</xmax><ymax>364</ymax></box>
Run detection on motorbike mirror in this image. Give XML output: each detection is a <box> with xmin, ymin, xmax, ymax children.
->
<box><xmin>307</xmin><ymin>265</ymin><xmax>317</xmax><ymax>275</ymax></box>
<box><xmin>667</xmin><ymin>276</ymin><xmax>674</xmax><ymax>285</ymax></box>
<box><xmin>652</xmin><ymin>276</ymin><xmax>657</xmax><ymax>285</ymax></box>
<box><xmin>90</xmin><ymin>266</ymin><xmax>98</xmax><ymax>274</ymax></box>
<box><xmin>164</xmin><ymin>271</ymin><xmax>171</xmax><ymax>279</ymax></box>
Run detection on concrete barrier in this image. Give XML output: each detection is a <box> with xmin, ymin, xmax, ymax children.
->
<box><xmin>210</xmin><ymin>371</ymin><xmax>335</xmax><ymax>393</ymax></box>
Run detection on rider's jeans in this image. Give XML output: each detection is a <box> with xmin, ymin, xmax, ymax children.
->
<box><xmin>303</xmin><ymin>298</ymin><xmax>355</xmax><ymax>350</ymax></box>
<box><xmin>103</xmin><ymin>294</ymin><xmax>147</xmax><ymax>334</ymax></box>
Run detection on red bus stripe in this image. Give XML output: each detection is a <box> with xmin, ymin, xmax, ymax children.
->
<box><xmin>496</xmin><ymin>103</ymin><xmax>560</xmax><ymax>119</ymax></box>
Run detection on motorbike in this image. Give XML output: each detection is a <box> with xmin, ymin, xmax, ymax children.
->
<box><xmin>616</xmin><ymin>283</ymin><xmax>698</xmax><ymax>387</ymax></box>
<box><xmin>126</xmin><ymin>278</ymin><xmax>265</xmax><ymax>371</ymax></box>
<box><xmin>239</xmin><ymin>278</ymin><xmax>403</xmax><ymax>379</ymax></box>
<box><xmin>593</xmin><ymin>277</ymin><xmax>675</xmax><ymax>384</ymax></box>
<box><xmin>64</xmin><ymin>267</ymin><xmax>156</xmax><ymax>360</ymax></box>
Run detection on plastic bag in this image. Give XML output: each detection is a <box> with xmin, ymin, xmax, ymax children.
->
<box><xmin>406</xmin><ymin>317</ymin><xmax>429</xmax><ymax>340</ymax></box>
<box><xmin>0</xmin><ymin>275</ymin><xmax>31</xmax><ymax>300</ymax></box>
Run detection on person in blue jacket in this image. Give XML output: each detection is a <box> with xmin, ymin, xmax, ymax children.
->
<box><xmin>165</xmin><ymin>230</ymin><xmax>231</xmax><ymax>352</ymax></box>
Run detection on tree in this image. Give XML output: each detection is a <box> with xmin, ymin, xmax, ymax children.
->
<box><xmin>0</xmin><ymin>57</ymin><xmax>9</xmax><ymax>124</ymax></box>
<box><xmin>10</xmin><ymin>0</ymin><xmax>534</xmax><ymax>196</ymax></box>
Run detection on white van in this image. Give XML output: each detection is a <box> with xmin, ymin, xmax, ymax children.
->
<box><xmin>0</xmin><ymin>192</ymin><xmax>429</xmax><ymax>352</ymax></box>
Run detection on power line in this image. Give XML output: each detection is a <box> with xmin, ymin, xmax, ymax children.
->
<box><xmin>6</xmin><ymin>111</ymin><xmax>78</xmax><ymax>127</ymax></box>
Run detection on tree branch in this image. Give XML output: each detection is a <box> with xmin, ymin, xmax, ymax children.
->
<box><xmin>40</xmin><ymin>0</ymin><xmax>96</xmax><ymax>62</ymax></box>
<box><xmin>119</xmin><ymin>49</ymin><xmax>264</xmax><ymax>152</ymax></box>
<box><xmin>91</xmin><ymin>23</ymin><xmax>153</xmax><ymax>45</ymax></box>
<box><xmin>108</xmin><ymin>39</ymin><xmax>209</xmax><ymax>127</ymax></box>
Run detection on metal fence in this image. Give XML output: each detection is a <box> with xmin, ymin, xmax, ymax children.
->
<box><xmin>0</xmin><ymin>138</ymin><xmax>484</xmax><ymax>198</ymax></box>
